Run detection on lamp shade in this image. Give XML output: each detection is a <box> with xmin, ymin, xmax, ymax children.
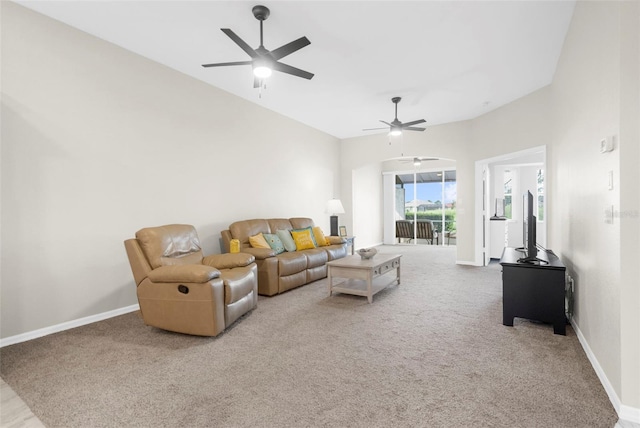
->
<box><xmin>326</xmin><ymin>199</ymin><xmax>345</xmax><ymax>214</ymax></box>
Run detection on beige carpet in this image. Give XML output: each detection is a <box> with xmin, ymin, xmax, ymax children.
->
<box><xmin>0</xmin><ymin>245</ymin><xmax>618</xmax><ymax>427</ymax></box>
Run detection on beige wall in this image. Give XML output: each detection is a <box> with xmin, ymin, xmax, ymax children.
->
<box><xmin>619</xmin><ymin>0</ymin><xmax>640</xmax><ymax>413</ymax></box>
<box><xmin>0</xmin><ymin>3</ymin><xmax>340</xmax><ymax>339</ymax></box>
<box><xmin>551</xmin><ymin>0</ymin><xmax>622</xmax><ymax>401</ymax></box>
<box><xmin>551</xmin><ymin>0</ymin><xmax>639</xmax><ymax>413</ymax></box>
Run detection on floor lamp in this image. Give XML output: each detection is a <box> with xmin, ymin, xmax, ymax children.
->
<box><xmin>326</xmin><ymin>199</ymin><xmax>345</xmax><ymax>236</ymax></box>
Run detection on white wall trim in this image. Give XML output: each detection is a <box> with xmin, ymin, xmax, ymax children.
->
<box><xmin>0</xmin><ymin>304</ymin><xmax>140</xmax><ymax>348</ymax></box>
<box><xmin>619</xmin><ymin>405</ymin><xmax>640</xmax><ymax>426</ymax></box>
<box><xmin>572</xmin><ymin>319</ymin><xmax>640</xmax><ymax>425</ymax></box>
<box><xmin>456</xmin><ymin>260</ymin><xmax>482</xmax><ymax>266</ymax></box>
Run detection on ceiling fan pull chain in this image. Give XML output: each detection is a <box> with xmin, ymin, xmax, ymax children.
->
<box><xmin>258</xmin><ymin>79</ymin><xmax>268</xmax><ymax>98</ymax></box>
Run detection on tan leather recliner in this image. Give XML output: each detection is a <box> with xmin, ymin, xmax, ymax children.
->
<box><xmin>124</xmin><ymin>224</ymin><xmax>258</xmax><ymax>336</ymax></box>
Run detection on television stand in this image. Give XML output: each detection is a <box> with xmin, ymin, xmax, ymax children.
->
<box><xmin>500</xmin><ymin>247</ymin><xmax>567</xmax><ymax>335</ymax></box>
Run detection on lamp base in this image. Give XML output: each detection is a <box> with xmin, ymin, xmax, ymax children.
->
<box><xmin>330</xmin><ymin>215</ymin><xmax>338</xmax><ymax>236</ymax></box>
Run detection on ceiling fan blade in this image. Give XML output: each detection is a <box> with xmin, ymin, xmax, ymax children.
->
<box><xmin>405</xmin><ymin>127</ymin><xmax>426</xmax><ymax>132</ymax></box>
<box><xmin>362</xmin><ymin>127</ymin><xmax>388</xmax><ymax>131</ymax></box>
<box><xmin>402</xmin><ymin>119</ymin><xmax>427</xmax><ymax>127</ymax></box>
<box><xmin>270</xmin><ymin>36</ymin><xmax>311</xmax><ymax>61</ymax></box>
<box><xmin>379</xmin><ymin>120</ymin><xmax>392</xmax><ymax>126</ymax></box>
<box><xmin>202</xmin><ymin>60</ymin><xmax>252</xmax><ymax>68</ymax></box>
<box><xmin>221</xmin><ymin>28</ymin><xmax>258</xmax><ymax>59</ymax></box>
<box><xmin>272</xmin><ymin>62</ymin><xmax>314</xmax><ymax>80</ymax></box>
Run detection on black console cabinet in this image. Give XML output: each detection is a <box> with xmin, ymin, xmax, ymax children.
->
<box><xmin>500</xmin><ymin>247</ymin><xmax>567</xmax><ymax>335</ymax></box>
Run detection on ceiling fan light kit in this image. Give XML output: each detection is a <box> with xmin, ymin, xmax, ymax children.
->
<box><xmin>201</xmin><ymin>5</ymin><xmax>313</xmax><ymax>93</ymax></box>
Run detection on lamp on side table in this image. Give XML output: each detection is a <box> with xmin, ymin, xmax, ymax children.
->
<box><xmin>326</xmin><ymin>198</ymin><xmax>345</xmax><ymax>236</ymax></box>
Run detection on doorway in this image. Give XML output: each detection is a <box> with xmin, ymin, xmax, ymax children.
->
<box><xmin>382</xmin><ymin>158</ymin><xmax>457</xmax><ymax>246</ymax></box>
<box><xmin>474</xmin><ymin>146</ymin><xmax>546</xmax><ymax>266</ymax></box>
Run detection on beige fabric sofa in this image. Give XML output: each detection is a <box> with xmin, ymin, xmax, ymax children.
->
<box><xmin>220</xmin><ymin>218</ymin><xmax>347</xmax><ymax>296</ymax></box>
<box><xmin>125</xmin><ymin>224</ymin><xmax>258</xmax><ymax>336</ymax></box>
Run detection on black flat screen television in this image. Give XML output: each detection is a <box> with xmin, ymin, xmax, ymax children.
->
<box><xmin>518</xmin><ymin>190</ymin><xmax>542</xmax><ymax>263</ymax></box>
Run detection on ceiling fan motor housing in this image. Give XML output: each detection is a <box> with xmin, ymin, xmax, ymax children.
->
<box><xmin>252</xmin><ymin>5</ymin><xmax>270</xmax><ymax>21</ymax></box>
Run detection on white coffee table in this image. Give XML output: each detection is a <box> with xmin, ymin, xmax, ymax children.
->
<box><xmin>327</xmin><ymin>254</ymin><xmax>401</xmax><ymax>303</ymax></box>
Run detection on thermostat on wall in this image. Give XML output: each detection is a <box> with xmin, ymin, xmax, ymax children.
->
<box><xmin>600</xmin><ymin>136</ymin><xmax>614</xmax><ymax>153</ymax></box>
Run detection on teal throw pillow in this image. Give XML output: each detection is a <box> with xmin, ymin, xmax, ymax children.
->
<box><xmin>263</xmin><ymin>233</ymin><xmax>285</xmax><ymax>254</ymax></box>
<box><xmin>276</xmin><ymin>229</ymin><xmax>297</xmax><ymax>252</ymax></box>
<box><xmin>292</xmin><ymin>227</ymin><xmax>317</xmax><ymax>246</ymax></box>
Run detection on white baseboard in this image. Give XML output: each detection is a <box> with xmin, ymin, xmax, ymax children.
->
<box><xmin>572</xmin><ymin>319</ymin><xmax>640</xmax><ymax>425</ymax></box>
<box><xmin>0</xmin><ymin>304</ymin><xmax>140</xmax><ymax>348</ymax></box>
<box><xmin>456</xmin><ymin>260</ymin><xmax>482</xmax><ymax>266</ymax></box>
<box><xmin>619</xmin><ymin>405</ymin><xmax>640</xmax><ymax>426</ymax></box>
<box><xmin>616</xmin><ymin>418</ymin><xmax>640</xmax><ymax>428</ymax></box>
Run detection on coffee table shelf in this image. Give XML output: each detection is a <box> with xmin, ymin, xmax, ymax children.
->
<box><xmin>327</xmin><ymin>254</ymin><xmax>401</xmax><ymax>303</ymax></box>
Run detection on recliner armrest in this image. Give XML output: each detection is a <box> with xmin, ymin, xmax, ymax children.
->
<box><xmin>203</xmin><ymin>253</ymin><xmax>256</xmax><ymax>268</ymax></box>
<box><xmin>327</xmin><ymin>236</ymin><xmax>346</xmax><ymax>245</ymax></box>
<box><xmin>148</xmin><ymin>265</ymin><xmax>220</xmax><ymax>283</ymax></box>
<box><xmin>225</xmin><ymin>247</ymin><xmax>275</xmax><ymax>260</ymax></box>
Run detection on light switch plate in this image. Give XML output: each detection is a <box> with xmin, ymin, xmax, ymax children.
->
<box><xmin>608</xmin><ymin>170</ymin><xmax>614</xmax><ymax>190</ymax></box>
<box><xmin>600</xmin><ymin>136</ymin><xmax>614</xmax><ymax>153</ymax></box>
<box><xmin>604</xmin><ymin>205</ymin><xmax>614</xmax><ymax>224</ymax></box>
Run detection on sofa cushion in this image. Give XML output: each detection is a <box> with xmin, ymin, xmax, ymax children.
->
<box><xmin>262</xmin><ymin>233</ymin><xmax>285</xmax><ymax>254</ymax></box>
<box><xmin>229</xmin><ymin>219</ymin><xmax>271</xmax><ymax>248</ymax></box>
<box><xmin>277</xmin><ymin>252</ymin><xmax>308</xmax><ymax>276</ymax></box>
<box><xmin>289</xmin><ymin>218</ymin><xmax>315</xmax><ymax>230</ymax></box>
<box><xmin>249</xmin><ymin>233</ymin><xmax>270</xmax><ymax>249</ymax></box>
<box><xmin>276</xmin><ymin>229</ymin><xmax>297</xmax><ymax>252</ymax></box>
<box><xmin>136</xmin><ymin>224</ymin><xmax>204</xmax><ymax>269</ymax></box>
<box><xmin>267</xmin><ymin>218</ymin><xmax>293</xmax><ymax>233</ymax></box>
<box><xmin>291</xmin><ymin>228</ymin><xmax>316</xmax><ymax>250</ymax></box>
<box><xmin>304</xmin><ymin>248</ymin><xmax>328</xmax><ymax>268</ymax></box>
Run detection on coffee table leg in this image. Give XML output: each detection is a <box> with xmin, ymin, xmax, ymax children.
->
<box><xmin>367</xmin><ymin>271</ymin><xmax>373</xmax><ymax>303</ymax></box>
<box><xmin>397</xmin><ymin>264</ymin><xmax>401</xmax><ymax>285</ymax></box>
<box><xmin>328</xmin><ymin>267</ymin><xmax>333</xmax><ymax>297</ymax></box>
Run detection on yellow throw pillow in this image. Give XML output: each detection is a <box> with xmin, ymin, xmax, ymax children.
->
<box><xmin>312</xmin><ymin>226</ymin><xmax>330</xmax><ymax>246</ymax></box>
<box><xmin>291</xmin><ymin>229</ymin><xmax>316</xmax><ymax>250</ymax></box>
<box><xmin>249</xmin><ymin>233</ymin><xmax>270</xmax><ymax>249</ymax></box>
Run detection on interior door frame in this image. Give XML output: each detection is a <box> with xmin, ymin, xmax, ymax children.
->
<box><xmin>474</xmin><ymin>145</ymin><xmax>547</xmax><ymax>267</ymax></box>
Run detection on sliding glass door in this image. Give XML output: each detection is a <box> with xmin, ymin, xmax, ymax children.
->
<box><xmin>395</xmin><ymin>169</ymin><xmax>457</xmax><ymax>245</ymax></box>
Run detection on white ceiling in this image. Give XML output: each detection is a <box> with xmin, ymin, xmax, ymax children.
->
<box><xmin>15</xmin><ymin>1</ymin><xmax>576</xmax><ymax>139</ymax></box>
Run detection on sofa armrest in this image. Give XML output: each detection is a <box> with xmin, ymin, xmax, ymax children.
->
<box><xmin>147</xmin><ymin>265</ymin><xmax>220</xmax><ymax>283</ymax></box>
<box><xmin>327</xmin><ymin>236</ymin><xmax>346</xmax><ymax>245</ymax></box>
<box><xmin>202</xmin><ymin>253</ymin><xmax>256</xmax><ymax>269</ymax></box>
<box><xmin>233</xmin><ymin>247</ymin><xmax>276</xmax><ymax>260</ymax></box>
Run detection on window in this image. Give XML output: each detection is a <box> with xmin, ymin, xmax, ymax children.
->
<box><xmin>397</xmin><ymin>169</ymin><xmax>457</xmax><ymax>244</ymax></box>
<box><xmin>537</xmin><ymin>168</ymin><xmax>545</xmax><ymax>221</ymax></box>
<box><xmin>503</xmin><ymin>170</ymin><xmax>513</xmax><ymax>219</ymax></box>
